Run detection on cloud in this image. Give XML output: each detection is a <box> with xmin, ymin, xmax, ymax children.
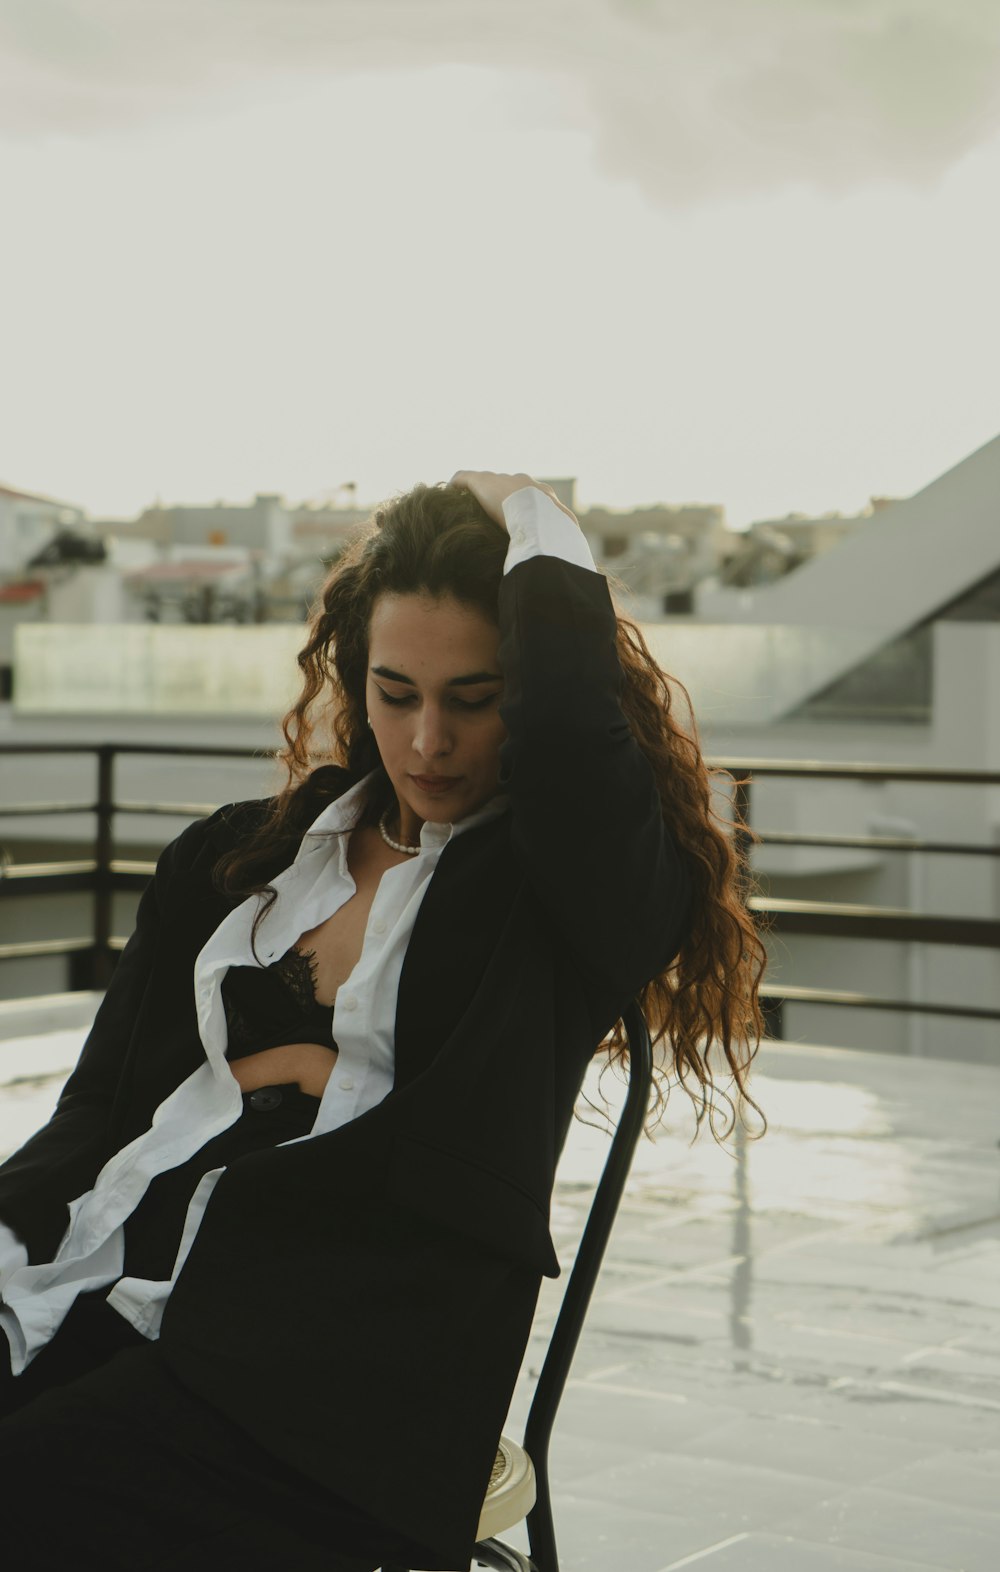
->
<box><xmin>1</xmin><ymin>0</ymin><xmax>999</xmax><ymax>204</ymax></box>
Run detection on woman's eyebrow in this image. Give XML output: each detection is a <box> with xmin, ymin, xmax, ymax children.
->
<box><xmin>370</xmin><ymin>664</ymin><xmax>502</xmax><ymax>687</ymax></box>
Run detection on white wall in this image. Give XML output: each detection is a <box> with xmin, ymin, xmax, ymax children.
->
<box><xmin>44</xmin><ymin>566</ymin><xmax>128</xmax><ymax>624</ymax></box>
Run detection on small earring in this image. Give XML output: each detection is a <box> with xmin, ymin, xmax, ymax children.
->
<box><xmin>366</xmin><ymin>713</ymin><xmax>372</xmax><ymax>727</ymax></box>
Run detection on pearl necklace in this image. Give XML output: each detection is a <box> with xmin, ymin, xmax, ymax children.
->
<box><xmin>378</xmin><ymin>809</ymin><xmax>421</xmax><ymax>855</ymax></box>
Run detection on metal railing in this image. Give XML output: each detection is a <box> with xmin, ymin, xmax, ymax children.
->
<box><xmin>721</xmin><ymin>757</ymin><xmax>1000</xmax><ymax>1034</ymax></box>
<box><xmin>0</xmin><ymin>742</ymin><xmax>261</xmax><ymax>989</ymax></box>
<box><xmin>1</xmin><ymin>743</ymin><xmax>999</xmax><ymax>1032</ymax></box>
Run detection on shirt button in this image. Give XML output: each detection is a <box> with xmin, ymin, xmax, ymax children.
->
<box><xmin>371</xmin><ymin>918</ymin><xmax>386</xmax><ymax>936</ymax></box>
<box><xmin>250</xmin><ymin>1088</ymin><xmax>283</xmax><ymax>1111</ymax></box>
<box><xmin>513</xmin><ymin>526</ymin><xmax>526</xmax><ymax>544</ymax></box>
<box><xmin>339</xmin><ymin>1076</ymin><xmax>354</xmax><ymax>1091</ymax></box>
<box><xmin>341</xmin><ymin>994</ymin><xmax>357</xmax><ymax>1011</ymax></box>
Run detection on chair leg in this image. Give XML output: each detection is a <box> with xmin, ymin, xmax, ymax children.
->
<box><xmin>526</xmin><ymin>1489</ymin><xmax>558</xmax><ymax>1572</ymax></box>
<box><xmin>472</xmin><ymin>1539</ymin><xmax>536</xmax><ymax>1571</ymax></box>
<box><xmin>378</xmin><ymin>1537</ymin><xmax>536</xmax><ymax>1571</ymax></box>
<box><xmin>377</xmin><ymin>1557</ymin><xmax>534</xmax><ymax>1572</ymax></box>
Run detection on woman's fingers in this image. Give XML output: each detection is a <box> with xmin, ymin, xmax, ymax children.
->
<box><xmin>447</xmin><ymin>470</ymin><xmax>579</xmax><ymax>528</ymax></box>
<box><xmin>446</xmin><ymin>471</ymin><xmax>523</xmax><ymax>528</ymax></box>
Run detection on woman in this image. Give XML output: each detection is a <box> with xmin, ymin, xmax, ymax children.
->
<box><xmin>0</xmin><ymin>471</ymin><xmax>765</xmax><ymax>1570</ymax></box>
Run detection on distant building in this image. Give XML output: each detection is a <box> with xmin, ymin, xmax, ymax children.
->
<box><xmin>290</xmin><ymin>478</ymin><xmax>582</xmax><ymax>560</ymax></box>
<box><xmin>578</xmin><ymin>502</ymin><xmax>728</xmax><ymax>618</ymax></box>
<box><xmin>124</xmin><ymin>557</ymin><xmax>259</xmax><ymax>623</ymax></box>
<box><xmin>289</xmin><ymin>503</ymin><xmax>370</xmax><ymax>557</ymax></box>
<box><xmin>715</xmin><ymin>505</ymin><xmax>891</xmax><ymax>590</ymax></box>
<box><xmin>130</xmin><ymin>493</ymin><xmax>292</xmax><ymax>556</ymax></box>
<box><xmin>95</xmin><ymin>494</ymin><xmax>325</xmax><ymax>623</ymax></box>
<box><xmin>0</xmin><ymin>483</ymin><xmax>86</xmax><ymax>573</ymax></box>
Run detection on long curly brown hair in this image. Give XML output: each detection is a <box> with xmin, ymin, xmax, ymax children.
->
<box><xmin>215</xmin><ymin>481</ymin><xmax>768</xmax><ymax>1144</ymax></box>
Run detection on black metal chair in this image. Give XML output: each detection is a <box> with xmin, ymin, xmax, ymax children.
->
<box><xmin>382</xmin><ymin>997</ymin><xmax>654</xmax><ymax>1572</ymax></box>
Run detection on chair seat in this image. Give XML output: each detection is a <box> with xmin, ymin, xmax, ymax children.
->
<box><xmin>475</xmin><ymin>1436</ymin><xmax>536</xmax><ymax>1541</ymax></box>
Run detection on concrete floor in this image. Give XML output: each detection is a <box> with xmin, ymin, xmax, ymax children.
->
<box><xmin>1</xmin><ymin>997</ymin><xmax>998</xmax><ymax>1571</ymax></box>
<box><xmin>502</xmin><ymin>1038</ymin><xmax>1000</xmax><ymax>1572</ymax></box>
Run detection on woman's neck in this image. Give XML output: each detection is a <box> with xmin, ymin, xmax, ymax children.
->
<box><xmin>391</xmin><ymin>800</ymin><xmax>425</xmax><ymax>848</ymax></box>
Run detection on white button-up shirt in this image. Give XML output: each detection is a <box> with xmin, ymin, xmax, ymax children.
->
<box><xmin>0</xmin><ymin>486</ymin><xmax>597</xmax><ymax>1374</ymax></box>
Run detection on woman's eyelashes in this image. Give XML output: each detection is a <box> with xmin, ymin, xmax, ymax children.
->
<box><xmin>374</xmin><ymin>687</ymin><xmax>499</xmax><ymax>711</ymax></box>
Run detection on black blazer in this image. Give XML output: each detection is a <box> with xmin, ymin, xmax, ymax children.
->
<box><xmin>0</xmin><ymin>553</ymin><xmax>693</xmax><ymax>1569</ymax></box>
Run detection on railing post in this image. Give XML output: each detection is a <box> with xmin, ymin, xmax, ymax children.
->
<box><xmin>762</xmin><ymin>993</ymin><xmax>785</xmax><ymax>1041</ymax></box>
<box><xmin>731</xmin><ymin>772</ymin><xmax>782</xmax><ymax>1035</ymax></box>
<box><xmin>91</xmin><ymin>745</ymin><xmax>116</xmax><ymax>990</ymax></box>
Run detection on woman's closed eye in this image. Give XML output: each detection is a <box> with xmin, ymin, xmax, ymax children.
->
<box><xmin>374</xmin><ymin>687</ymin><xmax>499</xmax><ymax>711</ymax></box>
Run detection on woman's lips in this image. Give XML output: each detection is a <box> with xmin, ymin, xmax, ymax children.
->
<box><xmin>411</xmin><ymin>775</ymin><xmax>461</xmax><ymax>794</ymax></box>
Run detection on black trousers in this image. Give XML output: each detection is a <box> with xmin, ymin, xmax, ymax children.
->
<box><xmin>0</xmin><ymin>1086</ymin><xmax>430</xmax><ymax>1570</ymax></box>
<box><xmin>0</xmin><ymin>1340</ymin><xmax>393</xmax><ymax>1571</ymax></box>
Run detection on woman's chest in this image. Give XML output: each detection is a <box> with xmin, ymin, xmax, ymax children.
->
<box><xmin>294</xmin><ymin>895</ymin><xmax>374</xmax><ymax>1005</ymax></box>
<box><xmin>293</xmin><ymin>827</ymin><xmax>405</xmax><ymax>1005</ymax></box>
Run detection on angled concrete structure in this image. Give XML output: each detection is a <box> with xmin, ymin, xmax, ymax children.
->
<box><xmin>683</xmin><ymin>433</ymin><xmax>1000</xmax><ymax>724</ymax></box>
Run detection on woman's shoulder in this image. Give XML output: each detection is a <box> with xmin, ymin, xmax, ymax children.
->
<box><xmin>176</xmin><ymin>766</ymin><xmax>361</xmax><ymax>864</ymax></box>
<box><xmin>155</xmin><ymin>797</ymin><xmax>274</xmax><ymax>880</ymax></box>
<box><xmin>156</xmin><ymin>766</ymin><xmax>363</xmax><ymax>892</ymax></box>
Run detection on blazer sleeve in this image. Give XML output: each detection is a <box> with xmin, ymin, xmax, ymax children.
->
<box><xmin>496</xmin><ymin>492</ymin><xmax>694</xmax><ymax>1005</ymax></box>
<box><xmin>0</xmin><ymin>810</ymin><xmax>220</xmax><ymax>1264</ymax></box>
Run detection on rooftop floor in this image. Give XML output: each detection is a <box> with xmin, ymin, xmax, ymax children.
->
<box><xmin>1</xmin><ymin>997</ymin><xmax>998</xmax><ymax>1572</ymax></box>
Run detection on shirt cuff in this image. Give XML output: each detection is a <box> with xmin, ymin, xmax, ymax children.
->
<box><xmin>0</xmin><ymin>1220</ymin><xmax>29</xmax><ymax>1290</ymax></box>
<box><xmin>501</xmin><ymin>486</ymin><xmax>598</xmax><ymax>576</ymax></box>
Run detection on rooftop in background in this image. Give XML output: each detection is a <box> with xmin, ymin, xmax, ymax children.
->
<box><xmin>0</xmin><ymin>483</ymin><xmax>84</xmax><ymax>511</ymax></box>
<box><xmin>2</xmin><ymin>996</ymin><xmax>998</xmax><ymax>1571</ymax></box>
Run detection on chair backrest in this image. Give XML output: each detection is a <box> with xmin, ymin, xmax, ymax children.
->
<box><xmin>522</xmin><ymin>999</ymin><xmax>653</xmax><ymax>1571</ymax></box>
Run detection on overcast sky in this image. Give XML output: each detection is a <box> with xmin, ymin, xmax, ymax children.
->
<box><xmin>1</xmin><ymin>0</ymin><xmax>998</xmax><ymax>526</ymax></box>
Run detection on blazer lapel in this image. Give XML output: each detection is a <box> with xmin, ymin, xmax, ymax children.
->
<box><xmin>393</xmin><ymin>815</ymin><xmax>518</xmax><ymax>1090</ymax></box>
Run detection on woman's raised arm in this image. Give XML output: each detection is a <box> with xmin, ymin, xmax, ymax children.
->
<box><xmin>451</xmin><ymin>474</ymin><xmax>694</xmax><ymax>1008</ymax></box>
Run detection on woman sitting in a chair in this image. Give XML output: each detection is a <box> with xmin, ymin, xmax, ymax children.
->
<box><xmin>0</xmin><ymin>470</ymin><xmax>765</xmax><ymax>1570</ymax></box>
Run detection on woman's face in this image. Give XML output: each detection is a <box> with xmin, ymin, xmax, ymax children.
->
<box><xmin>365</xmin><ymin>591</ymin><xmax>507</xmax><ymax>831</ymax></box>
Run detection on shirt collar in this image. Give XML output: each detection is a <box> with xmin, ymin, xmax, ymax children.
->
<box><xmin>295</xmin><ymin>769</ymin><xmax>375</xmax><ymax>859</ymax></box>
<box><xmin>297</xmin><ymin>768</ymin><xmax>509</xmax><ymax>857</ymax></box>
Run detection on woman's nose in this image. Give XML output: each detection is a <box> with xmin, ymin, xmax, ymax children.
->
<box><xmin>413</xmin><ymin>706</ymin><xmax>453</xmax><ymax>758</ymax></box>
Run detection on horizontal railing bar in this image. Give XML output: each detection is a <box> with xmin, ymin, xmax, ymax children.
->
<box><xmin>0</xmin><ymin>938</ymin><xmax>94</xmax><ymax>961</ymax></box>
<box><xmin>4</xmin><ymin>812</ymin><xmax>992</xmax><ymax>862</ymax></box>
<box><xmin>0</xmin><ymin>801</ymin><xmax>96</xmax><ymax>817</ymax></box>
<box><xmin>113</xmin><ymin>801</ymin><xmax>219</xmax><ymax>818</ymax></box>
<box><xmin>0</xmin><ymin>742</ymin><xmax>270</xmax><ymax>760</ymax></box>
<box><xmin>708</xmin><ymin>756</ymin><xmax>1000</xmax><ymax>786</ymax></box>
<box><xmin>2</xmin><ymin>742</ymin><xmax>997</xmax><ymax>785</ymax></box>
<box><xmin>751</xmin><ymin>896</ymin><xmax>999</xmax><ymax>948</ymax></box>
<box><xmin>0</xmin><ymin>871</ymin><xmax>98</xmax><ymax>896</ymax></box>
<box><xmin>6</xmin><ymin>811</ymin><xmax>993</xmax><ymax>859</ymax></box>
<box><xmin>762</xmin><ymin>984</ymin><xmax>1000</xmax><ymax>1023</ymax></box>
<box><xmin>0</xmin><ymin>800</ymin><xmax>215</xmax><ymax>821</ymax></box>
<box><xmin>0</xmin><ymin>859</ymin><xmax>155</xmax><ymax>892</ymax></box>
<box><xmin>0</xmin><ymin>936</ymin><xmax>128</xmax><ymax>962</ymax></box>
<box><xmin>753</xmin><ymin>831</ymin><xmax>1000</xmax><ymax>857</ymax></box>
<box><xmin>1</xmin><ymin>867</ymin><xmax>995</xmax><ymax>947</ymax></box>
<box><xmin>1</xmin><ymin>860</ymin><xmax>99</xmax><ymax>880</ymax></box>
<box><xmin>111</xmin><ymin>859</ymin><xmax>157</xmax><ymax>878</ymax></box>
<box><xmin>2</xmin><ymin>939</ymin><xmax>996</xmax><ymax>1031</ymax></box>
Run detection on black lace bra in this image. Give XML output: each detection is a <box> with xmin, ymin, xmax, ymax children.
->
<box><xmin>221</xmin><ymin>945</ymin><xmax>339</xmax><ymax>1061</ymax></box>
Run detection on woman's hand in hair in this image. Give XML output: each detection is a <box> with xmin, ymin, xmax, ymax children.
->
<box><xmin>446</xmin><ymin>470</ymin><xmax>580</xmax><ymax>531</ymax></box>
